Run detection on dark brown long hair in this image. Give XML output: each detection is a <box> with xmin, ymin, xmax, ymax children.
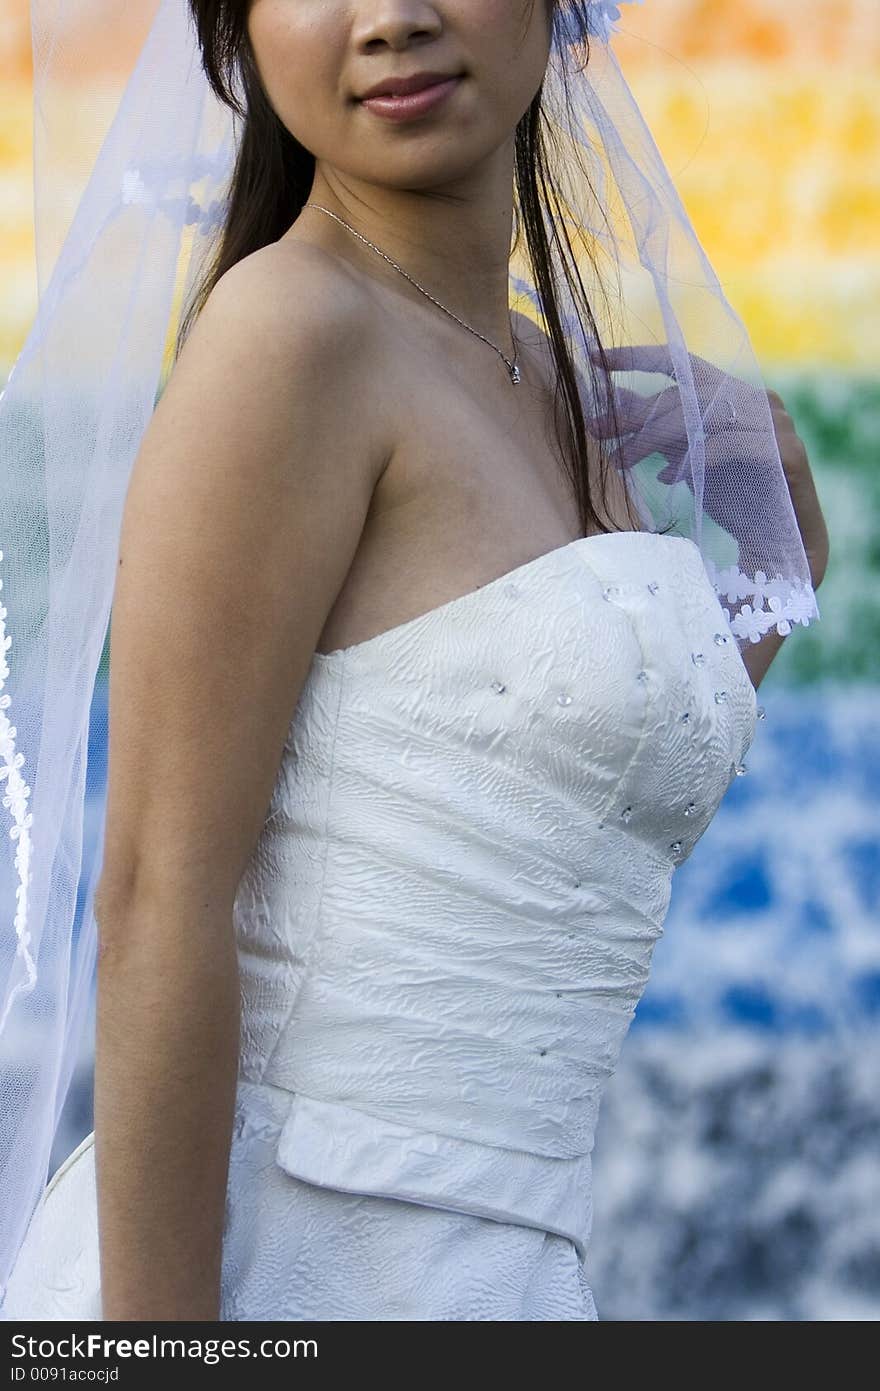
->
<box><xmin>178</xmin><ymin>0</ymin><xmax>646</xmax><ymax>540</ymax></box>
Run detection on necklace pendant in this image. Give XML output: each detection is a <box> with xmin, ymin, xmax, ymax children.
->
<box><xmin>509</xmin><ymin>362</ymin><xmax>521</xmax><ymax>384</ymax></box>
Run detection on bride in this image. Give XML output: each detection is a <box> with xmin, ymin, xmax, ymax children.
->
<box><xmin>1</xmin><ymin>0</ymin><xmax>827</xmax><ymax>1321</ymax></box>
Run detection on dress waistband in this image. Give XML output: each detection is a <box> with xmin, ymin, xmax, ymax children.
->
<box><xmin>234</xmin><ymin>1076</ymin><xmax>595</xmax><ymax>1262</ymax></box>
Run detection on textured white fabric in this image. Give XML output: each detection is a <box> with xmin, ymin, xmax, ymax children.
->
<box><xmin>0</xmin><ymin>0</ymin><xmax>820</xmax><ymax>1304</ymax></box>
<box><xmin>3</xmin><ymin>529</ymin><xmax>756</xmax><ymax>1320</ymax></box>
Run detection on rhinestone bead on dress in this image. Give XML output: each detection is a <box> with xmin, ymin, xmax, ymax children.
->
<box><xmin>620</xmin><ymin>806</ymin><xmax>633</xmax><ymax>823</ymax></box>
<box><xmin>756</xmin><ymin>705</ymin><xmax>766</xmax><ymax>720</ymax></box>
<box><xmin>714</xmin><ymin>690</ymin><xmax>729</xmax><ymax>704</ymax></box>
<box><xmin>636</xmin><ymin>670</ymin><xmax>649</xmax><ymax>684</ymax></box>
<box><xmin>669</xmin><ymin>840</ymin><xmax>683</xmax><ymax>858</ymax></box>
<box><xmin>557</xmin><ymin>692</ymin><xmax>573</xmax><ymax>706</ymax></box>
<box><xmin>680</xmin><ymin>711</ymin><xmax>691</xmax><ymax>724</ymax></box>
<box><xmin>490</xmin><ymin>680</ymin><xmax>507</xmax><ymax>694</ymax></box>
<box><xmin>691</xmin><ymin>651</ymin><xmax>705</xmax><ymax>667</ymax></box>
<box><xmin>733</xmin><ymin>762</ymin><xmax>748</xmax><ymax>777</ymax></box>
<box><xmin>647</xmin><ymin>580</ymin><xmax>660</xmax><ymax>594</ymax></box>
<box><xmin>713</xmin><ymin>632</ymin><xmax>730</xmax><ymax>646</ymax></box>
<box><xmin>602</xmin><ymin>584</ymin><xmax>620</xmax><ymax>601</ymax></box>
<box><xmin>683</xmin><ymin>801</ymin><xmax>697</xmax><ymax>816</ymax></box>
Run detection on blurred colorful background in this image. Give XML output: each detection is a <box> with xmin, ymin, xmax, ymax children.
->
<box><xmin>1</xmin><ymin>0</ymin><xmax>878</xmax><ymax>1320</ymax></box>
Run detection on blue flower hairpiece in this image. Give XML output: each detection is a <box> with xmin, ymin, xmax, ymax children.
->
<box><xmin>553</xmin><ymin>0</ymin><xmax>644</xmax><ymax>47</ymax></box>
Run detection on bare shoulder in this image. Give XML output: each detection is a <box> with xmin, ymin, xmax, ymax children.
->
<box><xmin>98</xmin><ymin>241</ymin><xmax>392</xmax><ymax>915</ymax></box>
<box><xmin>511</xmin><ymin>307</ymin><xmax>587</xmax><ymax>412</ymax></box>
<box><xmin>511</xmin><ymin>307</ymin><xmax>594</xmax><ymax>408</ymax></box>
<box><xmin>510</xmin><ymin>307</ymin><xmax>547</xmax><ymax>352</ymax></box>
<box><xmin>511</xmin><ymin>308</ymin><xmax>642</xmax><ymax>532</ymax></box>
<box><xmin>195</xmin><ymin>241</ymin><xmax>379</xmax><ymax>405</ymax></box>
<box><xmin>212</xmin><ymin>236</ymin><xmax>365</xmax><ymax>318</ymax></box>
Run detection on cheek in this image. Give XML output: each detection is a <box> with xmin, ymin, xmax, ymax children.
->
<box><xmin>476</xmin><ymin>0</ymin><xmax>552</xmax><ymax>95</ymax></box>
<box><xmin>247</xmin><ymin>3</ymin><xmax>345</xmax><ymax>123</ymax></box>
<box><xmin>249</xmin><ymin>33</ymin><xmax>339</xmax><ymax>141</ymax></box>
<box><xmin>483</xmin><ymin>0</ymin><xmax>551</xmax><ymax>45</ymax></box>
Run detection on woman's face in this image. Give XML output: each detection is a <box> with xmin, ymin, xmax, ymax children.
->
<box><xmin>246</xmin><ymin>1</ymin><xmax>553</xmax><ymax>191</ymax></box>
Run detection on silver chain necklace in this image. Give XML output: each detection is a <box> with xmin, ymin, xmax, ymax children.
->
<box><xmin>303</xmin><ymin>203</ymin><xmax>521</xmax><ymax>385</ymax></box>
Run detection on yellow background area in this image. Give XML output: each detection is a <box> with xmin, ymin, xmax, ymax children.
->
<box><xmin>0</xmin><ymin>0</ymin><xmax>877</xmax><ymax>371</ymax></box>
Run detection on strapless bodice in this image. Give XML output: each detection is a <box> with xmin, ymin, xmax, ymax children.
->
<box><xmin>231</xmin><ymin>530</ymin><xmax>757</xmax><ymax>1259</ymax></box>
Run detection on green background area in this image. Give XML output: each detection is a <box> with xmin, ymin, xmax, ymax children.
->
<box><xmin>767</xmin><ymin>369</ymin><xmax>879</xmax><ymax>687</ymax></box>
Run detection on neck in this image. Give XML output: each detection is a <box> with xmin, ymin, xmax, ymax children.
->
<box><xmin>298</xmin><ymin>159</ymin><xmax>518</xmax><ymax>358</ymax></box>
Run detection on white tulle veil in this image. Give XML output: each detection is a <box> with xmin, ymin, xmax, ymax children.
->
<box><xmin>0</xmin><ymin>0</ymin><xmax>819</xmax><ymax>1303</ymax></box>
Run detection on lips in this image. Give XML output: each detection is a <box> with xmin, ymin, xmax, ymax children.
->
<box><xmin>358</xmin><ymin>71</ymin><xmax>462</xmax><ymax>100</ymax></box>
<box><xmin>358</xmin><ymin>76</ymin><xmax>463</xmax><ymax>122</ymax></box>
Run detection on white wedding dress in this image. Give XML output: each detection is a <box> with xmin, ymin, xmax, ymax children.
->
<box><xmin>3</xmin><ymin>530</ymin><xmax>757</xmax><ymax>1321</ymax></box>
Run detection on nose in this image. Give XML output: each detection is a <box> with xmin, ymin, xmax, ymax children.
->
<box><xmin>351</xmin><ymin>2</ymin><xmax>443</xmax><ymax>54</ymax></box>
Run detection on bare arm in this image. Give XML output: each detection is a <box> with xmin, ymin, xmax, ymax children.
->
<box><xmin>737</xmin><ymin>629</ymin><xmax>781</xmax><ymax>691</ymax></box>
<box><xmin>93</xmin><ymin>245</ymin><xmax>390</xmax><ymax>1320</ymax></box>
<box><xmin>740</xmin><ymin>391</ymin><xmax>829</xmax><ymax>693</ymax></box>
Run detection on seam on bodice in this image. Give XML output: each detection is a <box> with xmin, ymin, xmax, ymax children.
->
<box><xmin>572</xmin><ymin>543</ymin><xmax>657</xmax><ymax>828</ymax></box>
<box><xmin>252</xmin><ymin>650</ymin><xmax>348</xmax><ymax>1087</ymax></box>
